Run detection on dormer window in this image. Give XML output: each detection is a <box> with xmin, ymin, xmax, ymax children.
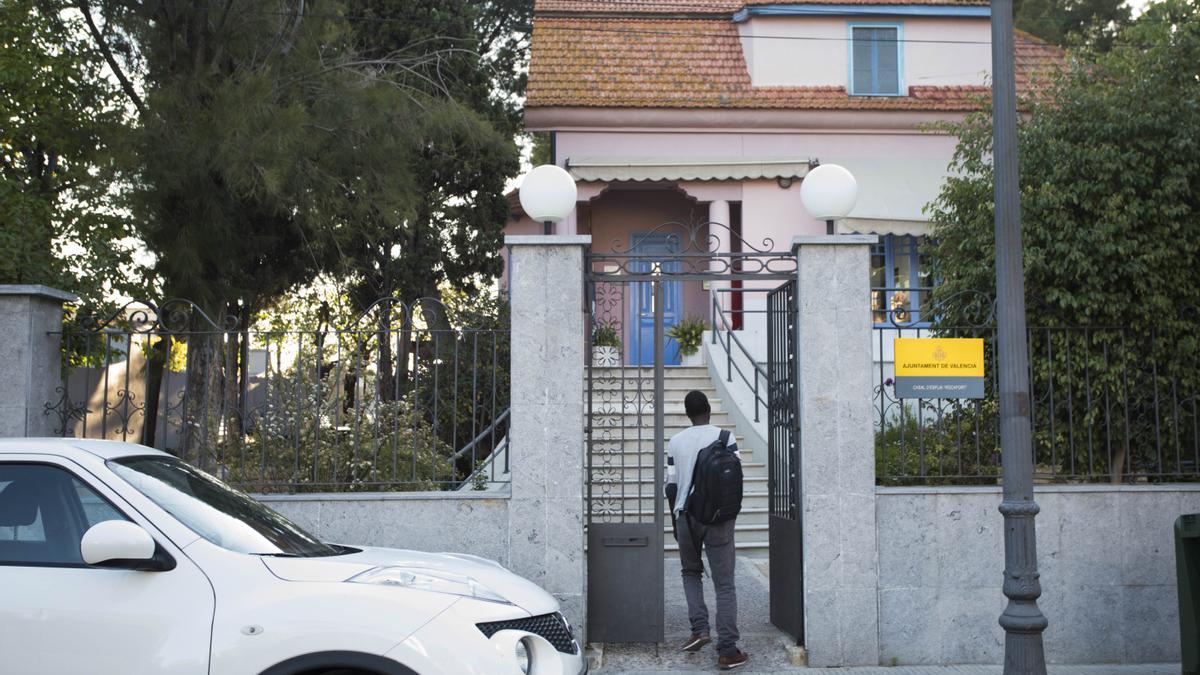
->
<box><xmin>850</xmin><ymin>24</ymin><xmax>902</xmax><ymax>96</ymax></box>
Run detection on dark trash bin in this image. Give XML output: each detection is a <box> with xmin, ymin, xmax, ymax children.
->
<box><xmin>1178</xmin><ymin>514</ymin><xmax>1200</xmax><ymax>675</ymax></box>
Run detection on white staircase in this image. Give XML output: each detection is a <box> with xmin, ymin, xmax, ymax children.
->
<box><xmin>587</xmin><ymin>365</ymin><xmax>770</xmax><ymax>557</ymax></box>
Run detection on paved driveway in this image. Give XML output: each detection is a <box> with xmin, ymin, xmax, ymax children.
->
<box><xmin>592</xmin><ymin>556</ymin><xmax>1178</xmax><ymax>674</ymax></box>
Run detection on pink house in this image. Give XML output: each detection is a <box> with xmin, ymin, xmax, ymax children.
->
<box><xmin>510</xmin><ymin>0</ymin><xmax>1060</xmax><ymax>365</ymax></box>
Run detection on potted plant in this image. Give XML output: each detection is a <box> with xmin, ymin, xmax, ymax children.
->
<box><xmin>668</xmin><ymin>316</ymin><xmax>707</xmax><ymax>367</ymax></box>
<box><xmin>591</xmin><ymin>322</ymin><xmax>621</xmax><ymax>366</ymax></box>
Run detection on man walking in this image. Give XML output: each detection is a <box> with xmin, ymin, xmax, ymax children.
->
<box><xmin>666</xmin><ymin>390</ymin><xmax>748</xmax><ymax>670</ymax></box>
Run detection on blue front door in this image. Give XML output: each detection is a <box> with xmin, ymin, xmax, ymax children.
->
<box><xmin>629</xmin><ymin>235</ymin><xmax>683</xmax><ymax>366</ymax></box>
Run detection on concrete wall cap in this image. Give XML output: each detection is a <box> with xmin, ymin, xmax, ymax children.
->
<box><xmin>791</xmin><ymin>235</ymin><xmax>879</xmax><ymax>249</ymax></box>
<box><xmin>877</xmin><ymin>483</ymin><xmax>1200</xmax><ymax>495</ymax></box>
<box><xmin>254</xmin><ymin>488</ymin><xmax>511</xmax><ymax>502</ymax></box>
<box><xmin>505</xmin><ymin>235</ymin><xmax>592</xmax><ymax>246</ymax></box>
<box><xmin>0</xmin><ymin>285</ymin><xmax>78</xmax><ymax>303</ymax></box>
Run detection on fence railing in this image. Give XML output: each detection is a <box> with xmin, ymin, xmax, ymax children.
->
<box><xmin>875</xmin><ymin>322</ymin><xmax>1200</xmax><ymax>485</ymax></box>
<box><xmin>48</xmin><ymin>298</ymin><xmax>510</xmax><ymax>493</ymax></box>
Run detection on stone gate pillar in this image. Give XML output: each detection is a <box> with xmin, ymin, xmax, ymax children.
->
<box><xmin>792</xmin><ymin>235</ymin><xmax>880</xmax><ymax>667</ymax></box>
<box><xmin>506</xmin><ymin>235</ymin><xmax>590</xmax><ymax>638</ymax></box>
<box><xmin>0</xmin><ymin>285</ymin><xmax>76</xmax><ymax>438</ymax></box>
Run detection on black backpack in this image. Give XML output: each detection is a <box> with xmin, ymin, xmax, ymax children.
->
<box><xmin>686</xmin><ymin>429</ymin><xmax>743</xmax><ymax>525</ymax></box>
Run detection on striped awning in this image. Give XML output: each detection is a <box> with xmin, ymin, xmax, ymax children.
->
<box><xmin>566</xmin><ymin>156</ymin><xmax>813</xmax><ymax>182</ymax></box>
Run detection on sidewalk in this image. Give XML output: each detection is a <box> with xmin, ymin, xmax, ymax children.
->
<box><xmin>604</xmin><ymin>662</ymin><xmax>1176</xmax><ymax>667</ymax></box>
<box><xmin>591</xmin><ymin>556</ymin><xmax>1178</xmax><ymax>675</ymax></box>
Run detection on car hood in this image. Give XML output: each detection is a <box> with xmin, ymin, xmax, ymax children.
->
<box><xmin>261</xmin><ymin>546</ymin><xmax>558</xmax><ymax>615</ymax></box>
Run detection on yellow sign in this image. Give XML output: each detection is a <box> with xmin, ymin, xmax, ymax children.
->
<box><xmin>894</xmin><ymin>338</ymin><xmax>985</xmax><ymax>377</ymax></box>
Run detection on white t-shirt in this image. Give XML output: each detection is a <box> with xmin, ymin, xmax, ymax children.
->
<box><xmin>665</xmin><ymin>424</ymin><xmax>740</xmax><ymax>515</ymax></box>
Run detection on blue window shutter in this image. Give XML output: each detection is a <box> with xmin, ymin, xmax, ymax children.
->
<box><xmin>852</xmin><ymin>27</ymin><xmax>874</xmax><ymax>94</ymax></box>
<box><xmin>876</xmin><ymin>28</ymin><xmax>900</xmax><ymax>94</ymax></box>
<box><xmin>851</xmin><ymin>26</ymin><xmax>900</xmax><ymax>95</ymax></box>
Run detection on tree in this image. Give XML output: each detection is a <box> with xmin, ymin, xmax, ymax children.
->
<box><xmin>81</xmin><ymin>0</ymin><xmax>507</xmax><ymax>451</ymax></box>
<box><xmin>927</xmin><ymin>0</ymin><xmax>1200</xmax><ymax>480</ymax></box>
<box><xmin>0</xmin><ymin>0</ymin><xmax>144</xmax><ymax>307</ymax></box>
<box><xmin>336</xmin><ymin>0</ymin><xmax>520</xmax><ymax>311</ymax></box>
<box><xmin>1014</xmin><ymin>0</ymin><xmax>1131</xmax><ymax>51</ymax></box>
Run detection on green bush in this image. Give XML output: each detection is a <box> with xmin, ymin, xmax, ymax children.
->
<box><xmin>875</xmin><ymin>398</ymin><xmax>1000</xmax><ymax>486</ymax></box>
<box><xmin>217</xmin><ymin>369</ymin><xmax>453</xmax><ymax>493</ymax></box>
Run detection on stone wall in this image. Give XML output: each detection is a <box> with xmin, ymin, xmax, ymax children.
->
<box><xmin>0</xmin><ymin>285</ymin><xmax>75</xmax><ymax>437</ymax></box>
<box><xmin>794</xmin><ymin>236</ymin><xmax>881</xmax><ymax>667</ymax></box>
<box><xmin>259</xmin><ymin>492</ymin><xmax>512</xmax><ymax>564</ymax></box>
<box><xmin>877</xmin><ymin>484</ymin><xmax>1199</xmax><ymax>665</ymax></box>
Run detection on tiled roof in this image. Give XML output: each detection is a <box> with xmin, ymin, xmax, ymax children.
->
<box><xmin>525</xmin><ymin>18</ymin><xmax>1063</xmax><ymax>111</ymax></box>
<box><xmin>534</xmin><ymin>0</ymin><xmax>987</xmax><ymax>14</ymax></box>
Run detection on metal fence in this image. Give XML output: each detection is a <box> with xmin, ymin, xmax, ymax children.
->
<box><xmin>875</xmin><ymin>318</ymin><xmax>1200</xmax><ymax>485</ymax></box>
<box><xmin>48</xmin><ymin>298</ymin><xmax>510</xmax><ymax>493</ymax></box>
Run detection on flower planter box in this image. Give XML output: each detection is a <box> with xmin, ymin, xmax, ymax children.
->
<box><xmin>592</xmin><ymin>346</ymin><xmax>620</xmax><ymax>367</ymax></box>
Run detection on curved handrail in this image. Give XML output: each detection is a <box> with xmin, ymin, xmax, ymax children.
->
<box><xmin>450</xmin><ymin>407</ymin><xmax>511</xmax><ymax>462</ymax></box>
<box><xmin>709</xmin><ymin>290</ymin><xmax>769</xmax><ymax>422</ymax></box>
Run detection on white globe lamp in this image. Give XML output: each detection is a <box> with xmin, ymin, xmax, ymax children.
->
<box><xmin>519</xmin><ymin>164</ymin><xmax>578</xmax><ymax>235</ymax></box>
<box><xmin>799</xmin><ymin>163</ymin><xmax>858</xmax><ymax>234</ymax></box>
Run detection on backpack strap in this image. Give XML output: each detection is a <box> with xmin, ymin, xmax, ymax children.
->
<box><xmin>718</xmin><ymin>429</ymin><xmax>731</xmax><ymax>447</ymax></box>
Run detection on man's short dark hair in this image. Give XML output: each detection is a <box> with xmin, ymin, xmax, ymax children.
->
<box><xmin>684</xmin><ymin>390</ymin><xmax>711</xmax><ymax>420</ymax></box>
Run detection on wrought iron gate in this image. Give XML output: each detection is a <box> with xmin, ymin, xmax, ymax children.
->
<box><xmin>585</xmin><ymin>258</ymin><xmax>667</xmax><ymax>643</ymax></box>
<box><xmin>584</xmin><ymin>221</ymin><xmax>799</xmax><ymax>643</ymax></box>
<box><xmin>767</xmin><ymin>278</ymin><xmax>804</xmax><ymax>642</ymax></box>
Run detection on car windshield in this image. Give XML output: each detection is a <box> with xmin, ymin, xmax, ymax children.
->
<box><xmin>109</xmin><ymin>456</ymin><xmax>338</xmax><ymax>557</ymax></box>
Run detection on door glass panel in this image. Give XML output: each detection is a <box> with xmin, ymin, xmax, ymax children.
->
<box><xmin>76</xmin><ymin>480</ymin><xmax>126</xmax><ymax>527</ymax></box>
<box><xmin>0</xmin><ymin>464</ymin><xmax>128</xmax><ymax>565</ymax></box>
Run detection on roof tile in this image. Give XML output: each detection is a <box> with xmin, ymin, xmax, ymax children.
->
<box><xmin>534</xmin><ymin>0</ymin><xmax>987</xmax><ymax>13</ymax></box>
<box><xmin>526</xmin><ymin>17</ymin><xmax>1063</xmax><ymax>111</ymax></box>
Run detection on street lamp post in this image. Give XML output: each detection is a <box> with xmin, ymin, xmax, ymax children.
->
<box><xmin>519</xmin><ymin>164</ymin><xmax>578</xmax><ymax>235</ymax></box>
<box><xmin>798</xmin><ymin>163</ymin><xmax>858</xmax><ymax>234</ymax></box>
<box><xmin>991</xmin><ymin>0</ymin><xmax>1048</xmax><ymax>671</ymax></box>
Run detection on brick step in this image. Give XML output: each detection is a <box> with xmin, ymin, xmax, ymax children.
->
<box><xmin>587</xmin><ymin>423</ymin><xmax>746</xmax><ymax>436</ymax></box>
<box><xmin>584</xmin><ymin>452</ymin><xmax>760</xmax><ymax>468</ymax></box>
<box><xmin>589</xmin><ymin>413</ymin><xmax>733</xmax><ymax>428</ymax></box>
<box><xmin>588</xmin><ymin>492</ymin><xmax>769</xmax><ymax>509</ymax></box>
<box><xmin>587</xmin><ymin>461</ymin><xmax>766</xmax><ymax>481</ymax></box>
<box><xmin>615</xmin><ymin>506</ymin><xmax>771</xmax><ymax>526</ymax></box>
<box><xmin>591</xmin><ymin>475</ymin><xmax>768</xmax><ymax>487</ymax></box>
<box><xmin>586</xmin><ymin>381</ymin><xmax>715</xmax><ymax>389</ymax></box>
<box><xmin>587</xmin><ymin>400</ymin><xmax>725</xmax><ymax>414</ymax></box>
<box><xmin>578</xmin><ymin>441</ymin><xmax>748</xmax><ymax>451</ymax></box>
<box><xmin>591</xmin><ymin>378</ymin><xmax>715</xmax><ymax>390</ymax></box>
<box><xmin>590</xmin><ymin>366</ymin><xmax>711</xmax><ymax>376</ymax></box>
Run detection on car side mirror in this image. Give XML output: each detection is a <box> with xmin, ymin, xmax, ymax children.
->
<box><xmin>81</xmin><ymin>520</ymin><xmax>175</xmax><ymax>571</ymax></box>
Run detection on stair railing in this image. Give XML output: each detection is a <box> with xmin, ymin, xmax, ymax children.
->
<box><xmin>709</xmin><ymin>289</ymin><xmax>770</xmax><ymax>422</ymax></box>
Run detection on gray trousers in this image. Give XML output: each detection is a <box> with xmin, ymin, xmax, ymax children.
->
<box><xmin>676</xmin><ymin>513</ymin><xmax>739</xmax><ymax>657</ymax></box>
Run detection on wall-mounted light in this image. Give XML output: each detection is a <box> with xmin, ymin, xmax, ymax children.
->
<box><xmin>777</xmin><ymin>176</ymin><xmax>794</xmax><ymax>189</ymax></box>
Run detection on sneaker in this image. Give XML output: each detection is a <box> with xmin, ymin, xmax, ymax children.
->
<box><xmin>680</xmin><ymin>634</ymin><xmax>711</xmax><ymax>652</ymax></box>
<box><xmin>718</xmin><ymin>649</ymin><xmax>749</xmax><ymax>670</ymax></box>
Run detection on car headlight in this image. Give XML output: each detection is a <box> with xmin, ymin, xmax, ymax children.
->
<box><xmin>348</xmin><ymin>566</ymin><xmax>511</xmax><ymax>604</ymax></box>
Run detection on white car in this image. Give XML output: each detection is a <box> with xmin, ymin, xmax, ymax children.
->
<box><xmin>0</xmin><ymin>439</ymin><xmax>586</xmax><ymax>675</ymax></box>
